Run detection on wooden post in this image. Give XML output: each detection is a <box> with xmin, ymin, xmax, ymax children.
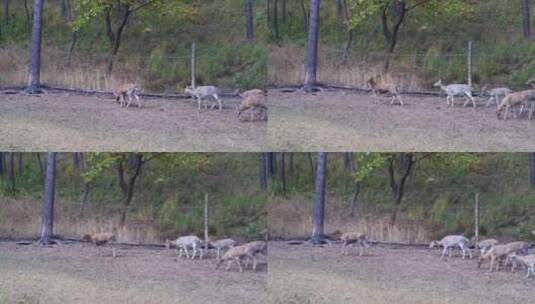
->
<box><xmin>191</xmin><ymin>42</ymin><xmax>196</xmax><ymax>88</ymax></box>
<box><xmin>474</xmin><ymin>193</ymin><xmax>480</xmax><ymax>242</ymax></box>
<box><xmin>467</xmin><ymin>41</ymin><xmax>473</xmax><ymax>87</ymax></box>
<box><xmin>204</xmin><ymin>193</ymin><xmax>209</xmax><ymax>252</ymax></box>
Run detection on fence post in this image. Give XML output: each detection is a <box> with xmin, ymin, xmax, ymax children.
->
<box><xmin>204</xmin><ymin>193</ymin><xmax>209</xmax><ymax>252</ymax></box>
<box><xmin>467</xmin><ymin>40</ymin><xmax>473</xmax><ymax>87</ymax></box>
<box><xmin>474</xmin><ymin>193</ymin><xmax>480</xmax><ymax>242</ymax></box>
<box><xmin>191</xmin><ymin>42</ymin><xmax>196</xmax><ymax>88</ymax></box>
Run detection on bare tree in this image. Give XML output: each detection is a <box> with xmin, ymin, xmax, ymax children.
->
<box><xmin>311</xmin><ymin>152</ymin><xmax>327</xmax><ymax>244</ymax></box>
<box><xmin>280</xmin><ymin>153</ymin><xmax>287</xmax><ymax>192</ymax></box>
<box><xmin>117</xmin><ymin>154</ymin><xmax>144</xmax><ymax>226</ymax></box>
<box><xmin>245</xmin><ymin>0</ymin><xmax>255</xmax><ymax>41</ymax></box>
<box><xmin>26</xmin><ymin>0</ymin><xmax>44</xmax><ymax>93</ymax></box>
<box><xmin>40</xmin><ymin>152</ymin><xmax>57</xmax><ymax>245</ymax></box>
<box><xmin>388</xmin><ymin>153</ymin><xmax>415</xmax><ymax>225</ymax></box>
<box><xmin>304</xmin><ymin>0</ymin><xmax>320</xmax><ymax>91</ymax></box>
<box><xmin>522</xmin><ymin>0</ymin><xmax>531</xmax><ymax>39</ymax></box>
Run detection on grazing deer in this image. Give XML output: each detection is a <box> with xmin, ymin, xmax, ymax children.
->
<box><xmin>340</xmin><ymin>232</ymin><xmax>370</xmax><ymax>256</ymax></box>
<box><xmin>184</xmin><ymin>85</ymin><xmax>222</xmax><ymax>111</ymax></box>
<box><xmin>114</xmin><ymin>83</ymin><xmax>142</xmax><ymax>109</ymax></box>
<box><xmin>433</xmin><ymin>79</ymin><xmax>475</xmax><ymax>108</ymax></box>
<box><xmin>82</xmin><ymin>232</ymin><xmax>117</xmax><ymax>258</ymax></box>
<box><xmin>497</xmin><ymin>90</ymin><xmax>535</xmax><ymax>120</ymax></box>
<box><xmin>367</xmin><ymin>76</ymin><xmax>404</xmax><ymax>106</ymax></box>
<box><xmin>237</xmin><ymin>92</ymin><xmax>268</xmax><ymax>122</ymax></box>
<box><xmin>480</xmin><ymin>86</ymin><xmax>513</xmax><ymax>109</ymax></box>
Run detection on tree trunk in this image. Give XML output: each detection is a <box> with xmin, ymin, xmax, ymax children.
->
<box><xmin>304</xmin><ymin>0</ymin><xmax>321</xmax><ymax>90</ymax></box>
<box><xmin>59</xmin><ymin>0</ymin><xmax>67</xmax><ymax>20</ymax></box>
<box><xmin>272</xmin><ymin>0</ymin><xmax>279</xmax><ymax>39</ymax></box>
<box><xmin>35</xmin><ymin>152</ymin><xmax>44</xmax><ymax>183</ymax></box>
<box><xmin>0</xmin><ymin>152</ymin><xmax>4</xmax><ymax>176</ymax></box>
<box><xmin>300</xmin><ymin>0</ymin><xmax>308</xmax><ymax>28</ymax></box>
<box><xmin>307</xmin><ymin>152</ymin><xmax>315</xmax><ymax>179</ymax></box>
<box><xmin>336</xmin><ymin>0</ymin><xmax>343</xmax><ymax>25</ymax></box>
<box><xmin>282</xmin><ymin>0</ymin><xmax>287</xmax><ymax>23</ymax></box>
<box><xmin>26</xmin><ymin>0</ymin><xmax>44</xmax><ymax>93</ymax></box>
<box><xmin>260</xmin><ymin>153</ymin><xmax>268</xmax><ymax>191</ymax></box>
<box><xmin>289</xmin><ymin>153</ymin><xmax>294</xmax><ymax>177</ymax></box>
<box><xmin>311</xmin><ymin>152</ymin><xmax>327</xmax><ymax>244</ymax></box>
<box><xmin>268</xmin><ymin>152</ymin><xmax>276</xmax><ymax>176</ymax></box>
<box><xmin>388</xmin><ymin>153</ymin><xmax>414</xmax><ymax>226</ymax></box>
<box><xmin>105</xmin><ymin>5</ymin><xmax>131</xmax><ymax>74</ymax></box>
<box><xmin>79</xmin><ymin>182</ymin><xmax>91</xmax><ymax>218</ymax></box>
<box><xmin>3</xmin><ymin>0</ymin><xmax>8</xmax><ymax>26</ymax></box>
<box><xmin>266</xmin><ymin>0</ymin><xmax>271</xmax><ymax>25</ymax></box>
<box><xmin>8</xmin><ymin>152</ymin><xmax>15</xmax><ymax>193</ymax></box>
<box><xmin>40</xmin><ymin>152</ymin><xmax>57</xmax><ymax>245</ymax></box>
<box><xmin>66</xmin><ymin>30</ymin><xmax>78</xmax><ymax>66</ymax></box>
<box><xmin>118</xmin><ymin>154</ymin><xmax>144</xmax><ymax>226</ymax></box>
<box><xmin>245</xmin><ymin>0</ymin><xmax>255</xmax><ymax>41</ymax></box>
<box><xmin>17</xmin><ymin>153</ymin><xmax>23</xmax><ymax>176</ymax></box>
<box><xmin>522</xmin><ymin>0</ymin><xmax>531</xmax><ymax>39</ymax></box>
<box><xmin>23</xmin><ymin>0</ymin><xmax>31</xmax><ymax>31</ymax></box>
<box><xmin>530</xmin><ymin>152</ymin><xmax>535</xmax><ymax>190</ymax></box>
<box><xmin>280</xmin><ymin>153</ymin><xmax>286</xmax><ymax>192</ymax></box>
<box><xmin>342</xmin><ymin>28</ymin><xmax>354</xmax><ymax>64</ymax></box>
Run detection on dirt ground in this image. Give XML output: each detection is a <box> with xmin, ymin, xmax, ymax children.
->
<box><xmin>0</xmin><ymin>241</ymin><xmax>267</xmax><ymax>304</ymax></box>
<box><xmin>0</xmin><ymin>92</ymin><xmax>268</xmax><ymax>151</ymax></box>
<box><xmin>269</xmin><ymin>90</ymin><xmax>535</xmax><ymax>151</ymax></box>
<box><xmin>268</xmin><ymin>241</ymin><xmax>535</xmax><ymax>304</ymax></box>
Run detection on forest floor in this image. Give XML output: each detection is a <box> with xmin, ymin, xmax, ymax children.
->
<box><xmin>268</xmin><ymin>241</ymin><xmax>535</xmax><ymax>304</ymax></box>
<box><xmin>269</xmin><ymin>90</ymin><xmax>535</xmax><ymax>151</ymax></box>
<box><xmin>0</xmin><ymin>92</ymin><xmax>268</xmax><ymax>151</ymax></box>
<box><xmin>0</xmin><ymin>241</ymin><xmax>267</xmax><ymax>304</ymax></box>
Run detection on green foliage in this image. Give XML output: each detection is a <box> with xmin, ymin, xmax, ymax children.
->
<box><xmin>353</xmin><ymin>153</ymin><xmax>387</xmax><ymax>183</ymax></box>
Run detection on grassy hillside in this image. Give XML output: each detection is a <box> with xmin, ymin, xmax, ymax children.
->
<box><xmin>267</xmin><ymin>153</ymin><xmax>535</xmax><ymax>243</ymax></box>
<box><xmin>0</xmin><ymin>0</ymin><xmax>268</xmax><ymax>91</ymax></box>
<box><xmin>0</xmin><ymin>153</ymin><xmax>266</xmax><ymax>243</ymax></box>
<box><xmin>267</xmin><ymin>1</ymin><xmax>535</xmax><ymax>90</ymax></box>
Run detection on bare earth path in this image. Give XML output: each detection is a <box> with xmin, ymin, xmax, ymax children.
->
<box><xmin>268</xmin><ymin>242</ymin><xmax>534</xmax><ymax>304</ymax></box>
<box><xmin>269</xmin><ymin>90</ymin><xmax>535</xmax><ymax>151</ymax></box>
<box><xmin>0</xmin><ymin>93</ymin><xmax>267</xmax><ymax>151</ymax></box>
<box><xmin>0</xmin><ymin>242</ymin><xmax>267</xmax><ymax>304</ymax></box>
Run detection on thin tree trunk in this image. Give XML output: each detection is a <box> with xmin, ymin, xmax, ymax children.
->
<box><xmin>342</xmin><ymin>28</ymin><xmax>354</xmax><ymax>64</ymax></box>
<box><xmin>0</xmin><ymin>152</ymin><xmax>4</xmax><ymax>176</ymax></box>
<box><xmin>17</xmin><ymin>153</ymin><xmax>23</xmax><ymax>176</ymax></box>
<box><xmin>307</xmin><ymin>152</ymin><xmax>315</xmax><ymax>179</ymax></box>
<box><xmin>40</xmin><ymin>152</ymin><xmax>57</xmax><ymax>245</ymax></box>
<box><xmin>266</xmin><ymin>0</ymin><xmax>271</xmax><ymax>25</ymax></box>
<box><xmin>272</xmin><ymin>0</ymin><xmax>279</xmax><ymax>39</ymax></box>
<box><xmin>245</xmin><ymin>0</ymin><xmax>255</xmax><ymax>41</ymax></box>
<box><xmin>35</xmin><ymin>153</ymin><xmax>44</xmax><ymax>183</ymax></box>
<box><xmin>289</xmin><ymin>153</ymin><xmax>294</xmax><ymax>177</ymax></box>
<box><xmin>311</xmin><ymin>152</ymin><xmax>327</xmax><ymax>244</ymax></box>
<box><xmin>336</xmin><ymin>0</ymin><xmax>343</xmax><ymax>25</ymax></box>
<box><xmin>105</xmin><ymin>5</ymin><xmax>131</xmax><ymax>74</ymax></box>
<box><xmin>530</xmin><ymin>152</ymin><xmax>535</xmax><ymax>190</ymax></box>
<box><xmin>268</xmin><ymin>152</ymin><xmax>276</xmax><ymax>176</ymax></box>
<box><xmin>280</xmin><ymin>153</ymin><xmax>286</xmax><ymax>192</ymax></box>
<box><xmin>282</xmin><ymin>0</ymin><xmax>287</xmax><ymax>23</ymax></box>
<box><xmin>300</xmin><ymin>0</ymin><xmax>308</xmax><ymax>28</ymax></box>
<box><xmin>26</xmin><ymin>0</ymin><xmax>44</xmax><ymax>93</ymax></box>
<box><xmin>304</xmin><ymin>0</ymin><xmax>320</xmax><ymax>90</ymax></box>
<box><xmin>522</xmin><ymin>0</ymin><xmax>531</xmax><ymax>39</ymax></box>
<box><xmin>66</xmin><ymin>30</ymin><xmax>78</xmax><ymax>66</ymax></box>
<box><xmin>119</xmin><ymin>154</ymin><xmax>144</xmax><ymax>226</ymax></box>
<box><xmin>79</xmin><ymin>182</ymin><xmax>90</xmax><ymax>218</ymax></box>
<box><xmin>59</xmin><ymin>0</ymin><xmax>67</xmax><ymax>20</ymax></box>
<box><xmin>260</xmin><ymin>153</ymin><xmax>268</xmax><ymax>191</ymax></box>
<box><xmin>23</xmin><ymin>0</ymin><xmax>31</xmax><ymax>31</ymax></box>
<box><xmin>8</xmin><ymin>152</ymin><xmax>15</xmax><ymax>193</ymax></box>
<box><xmin>388</xmin><ymin>153</ymin><xmax>414</xmax><ymax>226</ymax></box>
<box><xmin>3</xmin><ymin>0</ymin><xmax>9</xmax><ymax>26</ymax></box>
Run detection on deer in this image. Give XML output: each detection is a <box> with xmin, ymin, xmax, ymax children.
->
<box><xmin>367</xmin><ymin>76</ymin><xmax>404</xmax><ymax>106</ymax></box>
<box><xmin>113</xmin><ymin>83</ymin><xmax>142</xmax><ymax>109</ymax></box>
<box><xmin>184</xmin><ymin>85</ymin><xmax>222</xmax><ymax>111</ymax></box>
<box><xmin>433</xmin><ymin>79</ymin><xmax>475</xmax><ymax>108</ymax></box>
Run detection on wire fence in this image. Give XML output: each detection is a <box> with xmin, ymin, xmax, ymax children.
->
<box><xmin>268</xmin><ymin>43</ymin><xmax>535</xmax><ymax>93</ymax></box>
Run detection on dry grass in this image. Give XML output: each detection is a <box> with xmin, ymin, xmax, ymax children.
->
<box><xmin>267</xmin><ymin>45</ymin><xmax>426</xmax><ymax>91</ymax></box>
<box><xmin>267</xmin><ymin>196</ymin><xmax>429</xmax><ymax>243</ymax></box>
<box><xmin>0</xmin><ymin>46</ymin><xmax>142</xmax><ymax>90</ymax></box>
<box><xmin>0</xmin><ymin>198</ymin><xmax>161</xmax><ymax>244</ymax></box>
